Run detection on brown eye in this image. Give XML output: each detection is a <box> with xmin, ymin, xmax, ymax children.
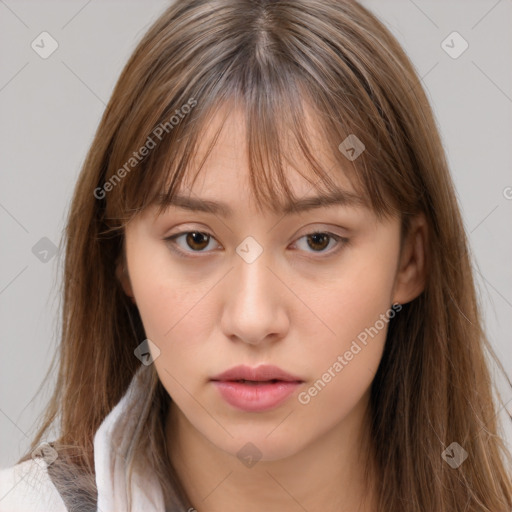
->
<box><xmin>164</xmin><ymin>230</ymin><xmax>219</xmax><ymax>257</ymax></box>
<box><xmin>184</xmin><ymin>231</ymin><xmax>210</xmax><ymax>251</ymax></box>
<box><xmin>294</xmin><ymin>231</ymin><xmax>345</xmax><ymax>255</ymax></box>
<box><xmin>306</xmin><ymin>233</ymin><xmax>331</xmax><ymax>252</ymax></box>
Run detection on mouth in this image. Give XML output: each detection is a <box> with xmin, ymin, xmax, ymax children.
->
<box><xmin>210</xmin><ymin>365</ymin><xmax>304</xmax><ymax>412</ymax></box>
<box><xmin>210</xmin><ymin>364</ymin><xmax>304</xmax><ymax>384</ymax></box>
<box><xmin>223</xmin><ymin>379</ymin><xmax>289</xmax><ymax>384</ymax></box>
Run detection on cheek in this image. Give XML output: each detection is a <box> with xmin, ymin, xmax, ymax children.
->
<box><xmin>125</xmin><ymin>232</ymin><xmax>215</xmax><ymax>363</ymax></box>
<box><xmin>132</xmin><ymin>279</ymin><xmax>216</xmax><ymax>371</ymax></box>
<box><xmin>130</xmin><ymin>264</ymin><xmax>217</xmax><ymax>407</ymax></box>
<box><xmin>295</xmin><ymin>236</ymin><xmax>399</xmax><ymax>412</ymax></box>
<box><xmin>310</xmin><ymin>240</ymin><xmax>397</xmax><ymax>341</ymax></box>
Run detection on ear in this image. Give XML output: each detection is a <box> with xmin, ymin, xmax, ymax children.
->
<box><xmin>392</xmin><ymin>213</ymin><xmax>428</xmax><ymax>305</ymax></box>
<box><xmin>115</xmin><ymin>255</ymin><xmax>135</xmax><ymax>303</ymax></box>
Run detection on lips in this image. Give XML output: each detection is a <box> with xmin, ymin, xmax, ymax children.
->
<box><xmin>210</xmin><ymin>365</ymin><xmax>303</xmax><ymax>412</ymax></box>
<box><xmin>210</xmin><ymin>364</ymin><xmax>303</xmax><ymax>384</ymax></box>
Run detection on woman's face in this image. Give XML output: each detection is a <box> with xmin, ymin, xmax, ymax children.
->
<box><xmin>120</xmin><ymin>105</ymin><xmax>424</xmax><ymax>463</ymax></box>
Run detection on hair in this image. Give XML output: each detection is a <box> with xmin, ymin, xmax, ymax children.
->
<box><xmin>18</xmin><ymin>0</ymin><xmax>512</xmax><ymax>510</ymax></box>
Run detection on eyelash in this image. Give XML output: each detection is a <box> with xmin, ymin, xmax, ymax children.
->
<box><xmin>163</xmin><ymin>229</ymin><xmax>349</xmax><ymax>259</ymax></box>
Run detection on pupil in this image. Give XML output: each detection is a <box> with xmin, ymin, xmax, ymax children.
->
<box><xmin>187</xmin><ymin>231</ymin><xmax>209</xmax><ymax>250</ymax></box>
<box><xmin>308</xmin><ymin>233</ymin><xmax>329</xmax><ymax>251</ymax></box>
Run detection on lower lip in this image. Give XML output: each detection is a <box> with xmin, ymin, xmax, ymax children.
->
<box><xmin>212</xmin><ymin>380</ymin><xmax>302</xmax><ymax>412</ymax></box>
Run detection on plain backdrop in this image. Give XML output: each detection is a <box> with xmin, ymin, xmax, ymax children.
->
<box><xmin>1</xmin><ymin>0</ymin><xmax>511</xmax><ymax>468</ymax></box>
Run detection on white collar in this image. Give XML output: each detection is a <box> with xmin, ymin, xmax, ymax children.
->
<box><xmin>93</xmin><ymin>366</ymin><xmax>166</xmax><ymax>512</ymax></box>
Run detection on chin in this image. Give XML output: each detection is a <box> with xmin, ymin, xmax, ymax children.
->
<box><xmin>210</xmin><ymin>428</ymin><xmax>308</xmax><ymax>464</ymax></box>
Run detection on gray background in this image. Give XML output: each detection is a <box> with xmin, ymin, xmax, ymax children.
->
<box><xmin>1</xmin><ymin>0</ymin><xmax>511</xmax><ymax>468</ymax></box>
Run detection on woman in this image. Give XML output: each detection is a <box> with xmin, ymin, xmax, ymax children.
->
<box><xmin>1</xmin><ymin>0</ymin><xmax>511</xmax><ymax>510</ymax></box>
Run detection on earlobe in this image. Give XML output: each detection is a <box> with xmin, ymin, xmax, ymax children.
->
<box><xmin>392</xmin><ymin>213</ymin><xmax>428</xmax><ymax>305</ymax></box>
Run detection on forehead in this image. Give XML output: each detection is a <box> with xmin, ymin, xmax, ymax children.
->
<box><xmin>154</xmin><ymin>102</ymin><xmax>369</xmax><ymax>217</ymax></box>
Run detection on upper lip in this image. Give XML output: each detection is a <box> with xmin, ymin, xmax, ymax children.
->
<box><xmin>211</xmin><ymin>364</ymin><xmax>303</xmax><ymax>382</ymax></box>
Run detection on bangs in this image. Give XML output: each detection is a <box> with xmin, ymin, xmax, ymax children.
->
<box><xmin>101</xmin><ymin>0</ymin><xmax>420</xmax><ymax>232</ymax></box>
<box><xmin>106</xmin><ymin>77</ymin><xmax>400</xmax><ymax>230</ymax></box>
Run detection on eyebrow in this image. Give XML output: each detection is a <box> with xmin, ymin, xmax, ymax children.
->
<box><xmin>155</xmin><ymin>189</ymin><xmax>366</xmax><ymax>217</ymax></box>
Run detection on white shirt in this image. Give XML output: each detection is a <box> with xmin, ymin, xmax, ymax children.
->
<box><xmin>0</xmin><ymin>366</ymin><xmax>166</xmax><ymax>512</ymax></box>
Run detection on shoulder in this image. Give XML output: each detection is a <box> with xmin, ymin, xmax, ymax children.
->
<box><xmin>0</xmin><ymin>459</ymin><xmax>68</xmax><ymax>512</ymax></box>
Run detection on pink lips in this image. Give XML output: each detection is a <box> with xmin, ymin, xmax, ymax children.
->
<box><xmin>210</xmin><ymin>364</ymin><xmax>303</xmax><ymax>412</ymax></box>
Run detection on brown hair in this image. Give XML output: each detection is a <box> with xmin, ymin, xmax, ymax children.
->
<box><xmin>20</xmin><ymin>0</ymin><xmax>512</xmax><ymax>510</ymax></box>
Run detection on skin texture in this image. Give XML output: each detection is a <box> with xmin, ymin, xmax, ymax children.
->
<box><xmin>118</xmin><ymin>106</ymin><xmax>427</xmax><ymax>512</ymax></box>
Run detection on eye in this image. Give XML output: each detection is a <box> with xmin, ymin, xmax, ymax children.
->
<box><xmin>164</xmin><ymin>229</ymin><xmax>348</xmax><ymax>258</ymax></box>
<box><xmin>292</xmin><ymin>231</ymin><xmax>348</xmax><ymax>256</ymax></box>
<box><xmin>164</xmin><ymin>231</ymin><xmax>219</xmax><ymax>256</ymax></box>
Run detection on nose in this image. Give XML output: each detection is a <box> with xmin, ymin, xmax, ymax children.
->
<box><xmin>219</xmin><ymin>248</ymin><xmax>290</xmax><ymax>346</ymax></box>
